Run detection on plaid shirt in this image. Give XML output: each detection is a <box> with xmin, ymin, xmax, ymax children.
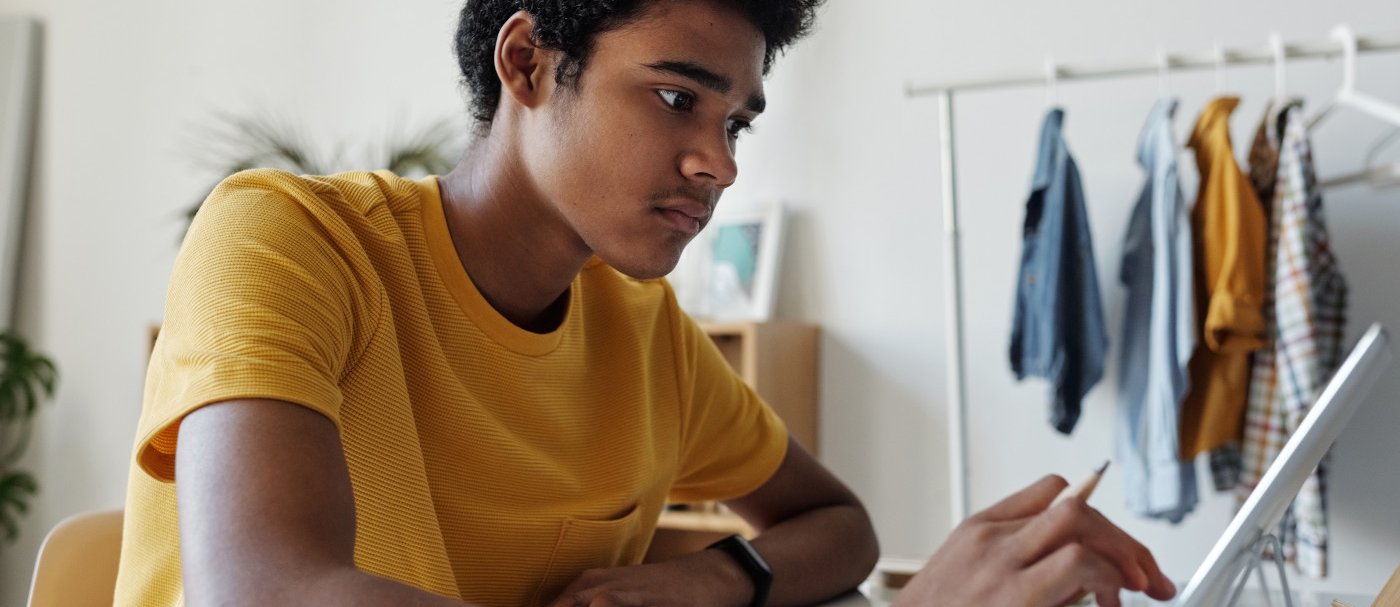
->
<box><xmin>1239</xmin><ymin>103</ymin><xmax>1349</xmax><ymax>578</ymax></box>
<box><xmin>1210</xmin><ymin>102</ymin><xmax>1291</xmax><ymax>493</ymax></box>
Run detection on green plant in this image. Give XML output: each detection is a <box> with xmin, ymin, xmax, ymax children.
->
<box><xmin>182</xmin><ymin>114</ymin><xmax>465</xmax><ymax>236</ymax></box>
<box><xmin>0</xmin><ymin>332</ymin><xmax>57</xmax><ymax>542</ymax></box>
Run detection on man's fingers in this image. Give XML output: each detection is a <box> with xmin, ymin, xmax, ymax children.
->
<box><xmin>1013</xmin><ymin>499</ymin><xmax>1165</xmax><ymax>591</ymax></box>
<box><xmin>546</xmin><ymin>580</ymin><xmax>599</xmax><ymax>607</ymax></box>
<box><xmin>1023</xmin><ymin>543</ymin><xmax>1126</xmax><ymax>607</ymax></box>
<box><xmin>975</xmin><ymin>474</ymin><xmax>1068</xmax><ymax>522</ymax></box>
<box><xmin>1093</xmin><ymin>589</ymin><xmax>1124</xmax><ymax>607</ymax></box>
<box><xmin>1055</xmin><ymin>587</ymin><xmax>1121</xmax><ymax>607</ymax></box>
<box><xmin>548</xmin><ymin>591</ymin><xmax>620</xmax><ymax>607</ymax></box>
<box><xmin>545</xmin><ymin>593</ymin><xmax>583</xmax><ymax>607</ymax></box>
<box><xmin>1068</xmin><ymin>504</ymin><xmax>1173</xmax><ymax>599</ymax></box>
<box><xmin>546</xmin><ymin>576</ymin><xmax>648</xmax><ymax>607</ymax></box>
<box><xmin>1057</xmin><ymin>588</ymin><xmax>1089</xmax><ymax>607</ymax></box>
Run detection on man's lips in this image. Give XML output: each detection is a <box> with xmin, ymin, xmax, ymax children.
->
<box><xmin>656</xmin><ymin>207</ymin><xmax>704</xmax><ymax>235</ymax></box>
<box><xmin>655</xmin><ymin>197</ymin><xmax>712</xmax><ymax>220</ymax></box>
<box><xmin>651</xmin><ymin>187</ymin><xmax>717</xmax><ymax>236</ymax></box>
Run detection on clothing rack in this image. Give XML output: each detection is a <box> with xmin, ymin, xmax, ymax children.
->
<box><xmin>902</xmin><ymin>29</ymin><xmax>1400</xmax><ymax>527</ymax></box>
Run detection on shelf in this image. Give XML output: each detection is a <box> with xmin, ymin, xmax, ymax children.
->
<box><xmin>655</xmin><ymin>510</ymin><xmax>754</xmax><ymax>537</ymax></box>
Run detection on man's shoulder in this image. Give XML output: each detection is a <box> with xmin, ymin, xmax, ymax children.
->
<box><xmin>194</xmin><ymin>168</ymin><xmax>433</xmax><ymax>247</ymax></box>
<box><xmin>213</xmin><ymin>168</ymin><xmax>427</xmax><ymax>214</ymax></box>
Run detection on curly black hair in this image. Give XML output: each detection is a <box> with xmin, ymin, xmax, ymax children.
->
<box><xmin>454</xmin><ymin>0</ymin><xmax>824</xmax><ymax>125</ymax></box>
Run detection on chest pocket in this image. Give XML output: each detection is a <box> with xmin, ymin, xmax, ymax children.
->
<box><xmin>527</xmin><ymin>505</ymin><xmax>647</xmax><ymax>606</ymax></box>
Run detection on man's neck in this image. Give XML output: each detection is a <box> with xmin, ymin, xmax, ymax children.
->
<box><xmin>436</xmin><ymin>134</ymin><xmax>592</xmax><ymax>333</ymax></box>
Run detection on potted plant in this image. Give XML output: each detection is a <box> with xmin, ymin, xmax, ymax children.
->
<box><xmin>0</xmin><ymin>331</ymin><xmax>57</xmax><ymax>542</ymax></box>
<box><xmin>181</xmin><ymin>115</ymin><xmax>464</xmax><ymax>235</ymax></box>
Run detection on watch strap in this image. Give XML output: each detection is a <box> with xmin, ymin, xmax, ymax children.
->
<box><xmin>706</xmin><ymin>534</ymin><xmax>772</xmax><ymax>607</ymax></box>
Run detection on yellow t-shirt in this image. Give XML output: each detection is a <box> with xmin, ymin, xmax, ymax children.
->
<box><xmin>114</xmin><ymin>169</ymin><xmax>789</xmax><ymax>606</ymax></box>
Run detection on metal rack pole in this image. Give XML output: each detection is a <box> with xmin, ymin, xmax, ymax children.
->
<box><xmin>905</xmin><ymin>34</ymin><xmax>1400</xmax><ymax>97</ymax></box>
<box><xmin>937</xmin><ymin>90</ymin><xmax>969</xmax><ymax>526</ymax></box>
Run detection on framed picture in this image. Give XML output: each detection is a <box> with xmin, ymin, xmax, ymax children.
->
<box><xmin>0</xmin><ymin>18</ymin><xmax>39</xmax><ymax>330</ymax></box>
<box><xmin>670</xmin><ymin>202</ymin><xmax>785</xmax><ymax>322</ymax></box>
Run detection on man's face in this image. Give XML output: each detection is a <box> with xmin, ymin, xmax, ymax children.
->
<box><xmin>522</xmin><ymin>0</ymin><xmax>766</xmax><ymax>279</ymax></box>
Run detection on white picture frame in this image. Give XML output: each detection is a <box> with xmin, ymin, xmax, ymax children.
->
<box><xmin>670</xmin><ymin>202</ymin><xmax>785</xmax><ymax>323</ymax></box>
<box><xmin>0</xmin><ymin>17</ymin><xmax>40</xmax><ymax>330</ymax></box>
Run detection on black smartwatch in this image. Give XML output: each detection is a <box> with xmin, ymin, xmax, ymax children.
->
<box><xmin>706</xmin><ymin>534</ymin><xmax>772</xmax><ymax>607</ymax></box>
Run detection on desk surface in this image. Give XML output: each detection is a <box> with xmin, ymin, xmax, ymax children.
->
<box><xmin>821</xmin><ymin>583</ymin><xmax>1375</xmax><ymax>606</ymax></box>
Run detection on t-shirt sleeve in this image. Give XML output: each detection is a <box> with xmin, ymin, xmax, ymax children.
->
<box><xmin>665</xmin><ymin>291</ymin><xmax>789</xmax><ymax>503</ymax></box>
<box><xmin>1201</xmin><ymin>171</ymin><xmax>1269</xmax><ymax>354</ymax></box>
<box><xmin>135</xmin><ymin>170</ymin><xmax>372</xmax><ymax>482</ymax></box>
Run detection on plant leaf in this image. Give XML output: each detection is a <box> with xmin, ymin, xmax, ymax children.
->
<box><xmin>0</xmin><ymin>419</ymin><xmax>32</xmax><ymax>467</ymax></box>
<box><xmin>0</xmin><ymin>470</ymin><xmax>37</xmax><ymax>541</ymax></box>
<box><xmin>180</xmin><ymin>113</ymin><xmax>464</xmax><ymax>239</ymax></box>
<box><xmin>0</xmin><ymin>334</ymin><xmax>54</xmax><ymax>543</ymax></box>
<box><xmin>34</xmin><ymin>357</ymin><xmax>56</xmax><ymax>397</ymax></box>
<box><xmin>17</xmin><ymin>371</ymin><xmax>36</xmax><ymax>418</ymax></box>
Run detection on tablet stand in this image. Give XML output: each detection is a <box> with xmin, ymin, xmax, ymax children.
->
<box><xmin>1225</xmin><ymin>532</ymin><xmax>1295</xmax><ymax>607</ymax></box>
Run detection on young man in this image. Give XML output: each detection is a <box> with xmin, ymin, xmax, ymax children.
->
<box><xmin>114</xmin><ymin>1</ymin><xmax>1177</xmax><ymax>606</ymax></box>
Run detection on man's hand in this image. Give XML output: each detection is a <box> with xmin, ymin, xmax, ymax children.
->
<box><xmin>895</xmin><ymin>475</ymin><xmax>1177</xmax><ymax>607</ymax></box>
<box><xmin>545</xmin><ymin>547</ymin><xmax>752</xmax><ymax>607</ymax></box>
<box><xmin>549</xmin><ymin>436</ymin><xmax>878</xmax><ymax>607</ymax></box>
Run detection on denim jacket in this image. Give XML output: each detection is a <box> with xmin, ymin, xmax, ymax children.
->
<box><xmin>1009</xmin><ymin>108</ymin><xmax>1108</xmax><ymax>435</ymax></box>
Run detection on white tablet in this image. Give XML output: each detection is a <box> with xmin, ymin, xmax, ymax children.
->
<box><xmin>1176</xmin><ymin>323</ymin><xmax>1393</xmax><ymax>606</ymax></box>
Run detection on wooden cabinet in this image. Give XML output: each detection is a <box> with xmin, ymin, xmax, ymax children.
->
<box><xmin>646</xmin><ymin>321</ymin><xmax>820</xmax><ymax>561</ymax></box>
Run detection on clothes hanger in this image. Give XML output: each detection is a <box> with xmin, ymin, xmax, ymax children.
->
<box><xmin>1045</xmin><ymin>56</ymin><xmax>1059</xmax><ymax>108</ymax></box>
<box><xmin>1319</xmin><ymin>161</ymin><xmax>1400</xmax><ymax>189</ymax></box>
<box><xmin>1309</xmin><ymin>25</ymin><xmax>1400</xmax><ymax>189</ymax></box>
<box><xmin>1158</xmin><ymin>49</ymin><xmax>1172</xmax><ymax>98</ymax></box>
<box><xmin>1319</xmin><ymin>129</ymin><xmax>1400</xmax><ymax>189</ymax></box>
<box><xmin>1260</xmin><ymin>33</ymin><xmax>1292</xmax><ymax>149</ymax></box>
<box><xmin>1360</xmin><ymin>130</ymin><xmax>1400</xmax><ymax>188</ymax></box>
<box><xmin>1308</xmin><ymin>25</ymin><xmax>1400</xmax><ymax>131</ymax></box>
<box><xmin>1154</xmin><ymin>49</ymin><xmax>1194</xmax><ymax>155</ymax></box>
<box><xmin>1213</xmin><ymin>41</ymin><xmax>1228</xmax><ymax>95</ymax></box>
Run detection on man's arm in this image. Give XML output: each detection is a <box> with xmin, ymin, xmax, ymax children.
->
<box><xmin>546</xmin><ymin>435</ymin><xmax>878</xmax><ymax>607</ymax></box>
<box><xmin>176</xmin><ymin>398</ymin><xmax>470</xmax><ymax>606</ymax></box>
<box><xmin>722</xmin><ymin>436</ymin><xmax>880</xmax><ymax>606</ymax></box>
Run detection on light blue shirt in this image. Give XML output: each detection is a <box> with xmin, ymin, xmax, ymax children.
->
<box><xmin>1116</xmin><ymin>99</ymin><xmax>1198</xmax><ymax>523</ymax></box>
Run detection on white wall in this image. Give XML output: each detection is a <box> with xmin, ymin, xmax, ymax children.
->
<box><xmin>726</xmin><ymin>0</ymin><xmax>1400</xmax><ymax>599</ymax></box>
<box><xmin>1</xmin><ymin>0</ymin><xmax>1399</xmax><ymax>604</ymax></box>
<box><xmin>0</xmin><ymin>0</ymin><xmax>470</xmax><ymax>601</ymax></box>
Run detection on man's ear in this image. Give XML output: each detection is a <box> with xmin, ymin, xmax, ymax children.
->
<box><xmin>494</xmin><ymin>11</ymin><xmax>555</xmax><ymax>113</ymax></box>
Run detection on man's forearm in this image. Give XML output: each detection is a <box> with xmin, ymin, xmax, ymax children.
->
<box><xmin>190</xmin><ymin>566</ymin><xmax>474</xmax><ymax>607</ymax></box>
<box><xmin>746</xmin><ymin>501</ymin><xmax>880</xmax><ymax>607</ymax></box>
<box><xmin>314</xmin><ymin>569</ymin><xmax>475</xmax><ymax>607</ymax></box>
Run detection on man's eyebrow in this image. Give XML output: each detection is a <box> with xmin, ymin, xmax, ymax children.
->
<box><xmin>643</xmin><ymin>60</ymin><xmax>766</xmax><ymax>114</ymax></box>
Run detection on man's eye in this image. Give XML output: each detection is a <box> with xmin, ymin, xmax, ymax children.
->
<box><xmin>657</xmin><ymin>89</ymin><xmax>695</xmax><ymax>111</ymax></box>
<box><xmin>727</xmin><ymin>119</ymin><xmax>754</xmax><ymax>140</ymax></box>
